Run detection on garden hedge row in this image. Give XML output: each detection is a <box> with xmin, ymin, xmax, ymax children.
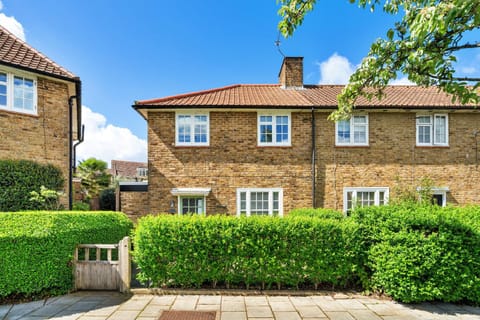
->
<box><xmin>134</xmin><ymin>215</ymin><xmax>365</xmax><ymax>290</ymax></box>
<box><xmin>0</xmin><ymin>160</ymin><xmax>64</xmax><ymax>211</ymax></box>
<box><xmin>134</xmin><ymin>205</ymin><xmax>480</xmax><ymax>304</ymax></box>
<box><xmin>352</xmin><ymin>205</ymin><xmax>480</xmax><ymax>303</ymax></box>
<box><xmin>0</xmin><ymin>211</ymin><xmax>133</xmax><ymax>299</ymax></box>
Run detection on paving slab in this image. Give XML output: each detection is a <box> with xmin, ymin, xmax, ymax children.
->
<box><xmin>270</xmin><ymin>301</ymin><xmax>296</xmax><ymax>311</ymax></box>
<box><xmin>349</xmin><ymin>309</ymin><xmax>383</xmax><ymax>320</ymax></box>
<box><xmin>324</xmin><ymin>311</ymin><xmax>356</xmax><ymax>320</ymax></box>
<box><xmin>296</xmin><ymin>305</ymin><xmax>326</xmax><ymax>318</ymax></box>
<box><xmin>290</xmin><ymin>297</ymin><xmax>316</xmax><ymax>307</ymax></box>
<box><xmin>198</xmin><ymin>295</ymin><xmax>222</xmax><ymax>305</ymax></box>
<box><xmin>274</xmin><ymin>311</ymin><xmax>302</xmax><ymax>320</ymax></box>
<box><xmin>244</xmin><ymin>296</ymin><xmax>268</xmax><ymax>306</ymax></box>
<box><xmin>220</xmin><ymin>311</ymin><xmax>247</xmax><ymax>320</ymax></box>
<box><xmin>108</xmin><ymin>309</ymin><xmax>142</xmax><ymax>320</ymax></box>
<box><xmin>246</xmin><ymin>306</ymin><xmax>273</xmax><ymax>318</ymax></box>
<box><xmin>221</xmin><ymin>301</ymin><xmax>246</xmax><ymax>312</ymax></box>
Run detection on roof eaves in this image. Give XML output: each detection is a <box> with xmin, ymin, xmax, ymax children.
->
<box><xmin>0</xmin><ymin>61</ymin><xmax>78</xmax><ymax>83</ymax></box>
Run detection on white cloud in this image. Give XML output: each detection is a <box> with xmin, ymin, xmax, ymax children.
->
<box><xmin>0</xmin><ymin>12</ymin><xmax>25</xmax><ymax>41</ymax></box>
<box><xmin>318</xmin><ymin>53</ymin><xmax>356</xmax><ymax>84</ymax></box>
<box><xmin>76</xmin><ymin>106</ymin><xmax>147</xmax><ymax>167</ymax></box>
<box><xmin>318</xmin><ymin>53</ymin><xmax>416</xmax><ymax>86</ymax></box>
<box><xmin>389</xmin><ymin>77</ymin><xmax>415</xmax><ymax>85</ymax></box>
<box><xmin>461</xmin><ymin>66</ymin><xmax>476</xmax><ymax>75</ymax></box>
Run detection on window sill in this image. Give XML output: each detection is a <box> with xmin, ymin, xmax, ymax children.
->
<box><xmin>335</xmin><ymin>145</ymin><xmax>370</xmax><ymax>148</ymax></box>
<box><xmin>0</xmin><ymin>108</ymin><xmax>38</xmax><ymax>118</ymax></box>
<box><xmin>257</xmin><ymin>145</ymin><xmax>292</xmax><ymax>148</ymax></box>
<box><xmin>415</xmin><ymin>145</ymin><xmax>449</xmax><ymax>148</ymax></box>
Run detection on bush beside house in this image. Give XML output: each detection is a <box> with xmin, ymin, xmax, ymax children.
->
<box><xmin>0</xmin><ymin>160</ymin><xmax>64</xmax><ymax>211</ymax></box>
<box><xmin>0</xmin><ymin>211</ymin><xmax>133</xmax><ymax>299</ymax></box>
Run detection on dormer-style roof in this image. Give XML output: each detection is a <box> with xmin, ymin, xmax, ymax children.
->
<box><xmin>0</xmin><ymin>25</ymin><xmax>77</xmax><ymax>81</ymax></box>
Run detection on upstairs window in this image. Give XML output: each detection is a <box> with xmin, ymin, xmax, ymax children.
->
<box><xmin>176</xmin><ymin>113</ymin><xmax>209</xmax><ymax>146</ymax></box>
<box><xmin>336</xmin><ymin>115</ymin><xmax>368</xmax><ymax>146</ymax></box>
<box><xmin>416</xmin><ymin>114</ymin><xmax>448</xmax><ymax>146</ymax></box>
<box><xmin>258</xmin><ymin>113</ymin><xmax>291</xmax><ymax>146</ymax></box>
<box><xmin>0</xmin><ymin>70</ymin><xmax>37</xmax><ymax>115</ymax></box>
<box><xmin>136</xmin><ymin>167</ymin><xmax>148</xmax><ymax>177</ymax></box>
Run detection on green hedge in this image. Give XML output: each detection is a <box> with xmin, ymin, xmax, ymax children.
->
<box><xmin>288</xmin><ymin>208</ymin><xmax>344</xmax><ymax>220</ymax></box>
<box><xmin>352</xmin><ymin>205</ymin><xmax>480</xmax><ymax>303</ymax></box>
<box><xmin>0</xmin><ymin>160</ymin><xmax>64</xmax><ymax>211</ymax></box>
<box><xmin>134</xmin><ymin>215</ymin><xmax>364</xmax><ymax>290</ymax></box>
<box><xmin>0</xmin><ymin>211</ymin><xmax>133</xmax><ymax>299</ymax></box>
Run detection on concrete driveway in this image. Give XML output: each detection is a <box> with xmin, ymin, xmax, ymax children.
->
<box><xmin>1</xmin><ymin>291</ymin><xmax>479</xmax><ymax>320</ymax></box>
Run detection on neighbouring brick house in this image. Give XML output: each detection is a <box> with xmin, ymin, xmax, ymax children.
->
<box><xmin>111</xmin><ymin>160</ymin><xmax>148</xmax><ymax>219</ymax></box>
<box><xmin>110</xmin><ymin>160</ymin><xmax>148</xmax><ymax>182</ymax></box>
<box><xmin>0</xmin><ymin>25</ymin><xmax>82</xmax><ymax>208</ymax></box>
<box><xmin>132</xmin><ymin>57</ymin><xmax>479</xmax><ymax>216</ymax></box>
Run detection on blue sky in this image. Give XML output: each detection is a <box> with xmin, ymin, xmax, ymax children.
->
<box><xmin>1</xmin><ymin>1</ymin><xmax>478</xmax><ymax>165</ymax></box>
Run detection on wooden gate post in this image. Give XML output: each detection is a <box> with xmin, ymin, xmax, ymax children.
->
<box><xmin>118</xmin><ymin>236</ymin><xmax>131</xmax><ymax>293</ymax></box>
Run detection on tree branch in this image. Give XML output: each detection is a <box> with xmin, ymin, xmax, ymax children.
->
<box><xmin>428</xmin><ymin>74</ymin><xmax>480</xmax><ymax>82</ymax></box>
<box><xmin>446</xmin><ymin>42</ymin><xmax>480</xmax><ymax>52</ymax></box>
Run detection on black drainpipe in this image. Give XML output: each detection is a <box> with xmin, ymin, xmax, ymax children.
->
<box><xmin>68</xmin><ymin>77</ymin><xmax>83</xmax><ymax>210</ymax></box>
<box><xmin>68</xmin><ymin>95</ymin><xmax>75</xmax><ymax>210</ymax></box>
<box><xmin>311</xmin><ymin>106</ymin><xmax>316</xmax><ymax>208</ymax></box>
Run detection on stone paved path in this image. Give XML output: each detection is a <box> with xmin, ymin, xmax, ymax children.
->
<box><xmin>1</xmin><ymin>291</ymin><xmax>479</xmax><ymax>320</ymax></box>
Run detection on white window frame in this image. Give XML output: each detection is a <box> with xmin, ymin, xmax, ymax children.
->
<box><xmin>335</xmin><ymin>115</ymin><xmax>369</xmax><ymax>146</ymax></box>
<box><xmin>236</xmin><ymin>188</ymin><xmax>283</xmax><ymax>217</ymax></box>
<box><xmin>343</xmin><ymin>187</ymin><xmax>389</xmax><ymax>213</ymax></box>
<box><xmin>175</xmin><ymin>112</ymin><xmax>210</xmax><ymax>146</ymax></box>
<box><xmin>257</xmin><ymin>112</ymin><xmax>291</xmax><ymax>146</ymax></box>
<box><xmin>136</xmin><ymin>167</ymin><xmax>148</xmax><ymax>177</ymax></box>
<box><xmin>171</xmin><ymin>187</ymin><xmax>211</xmax><ymax>215</ymax></box>
<box><xmin>416</xmin><ymin>114</ymin><xmax>449</xmax><ymax>146</ymax></box>
<box><xmin>179</xmin><ymin>196</ymin><xmax>205</xmax><ymax>215</ymax></box>
<box><xmin>417</xmin><ymin>186</ymin><xmax>448</xmax><ymax>207</ymax></box>
<box><xmin>0</xmin><ymin>68</ymin><xmax>37</xmax><ymax>115</ymax></box>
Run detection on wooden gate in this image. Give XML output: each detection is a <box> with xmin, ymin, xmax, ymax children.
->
<box><xmin>74</xmin><ymin>236</ymin><xmax>130</xmax><ymax>292</ymax></box>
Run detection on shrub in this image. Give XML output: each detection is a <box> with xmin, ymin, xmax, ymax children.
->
<box><xmin>352</xmin><ymin>205</ymin><xmax>480</xmax><ymax>303</ymax></box>
<box><xmin>134</xmin><ymin>215</ymin><xmax>364</xmax><ymax>290</ymax></box>
<box><xmin>0</xmin><ymin>160</ymin><xmax>64</xmax><ymax>211</ymax></box>
<box><xmin>0</xmin><ymin>211</ymin><xmax>133</xmax><ymax>299</ymax></box>
<box><xmin>99</xmin><ymin>188</ymin><xmax>116</xmax><ymax>210</ymax></box>
<box><xmin>288</xmin><ymin>208</ymin><xmax>344</xmax><ymax>220</ymax></box>
<box><xmin>72</xmin><ymin>201</ymin><xmax>90</xmax><ymax>211</ymax></box>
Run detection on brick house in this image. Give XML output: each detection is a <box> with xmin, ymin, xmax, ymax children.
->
<box><xmin>111</xmin><ymin>160</ymin><xmax>148</xmax><ymax>182</ymax></box>
<box><xmin>0</xmin><ymin>25</ymin><xmax>82</xmax><ymax>208</ymax></box>
<box><xmin>133</xmin><ymin>57</ymin><xmax>480</xmax><ymax>215</ymax></box>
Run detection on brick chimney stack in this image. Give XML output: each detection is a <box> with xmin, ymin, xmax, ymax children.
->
<box><xmin>278</xmin><ymin>57</ymin><xmax>304</xmax><ymax>89</ymax></box>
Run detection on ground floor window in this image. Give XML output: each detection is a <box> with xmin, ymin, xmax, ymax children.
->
<box><xmin>343</xmin><ymin>187</ymin><xmax>389</xmax><ymax>213</ymax></box>
<box><xmin>179</xmin><ymin>196</ymin><xmax>205</xmax><ymax>214</ymax></box>
<box><xmin>170</xmin><ymin>187</ymin><xmax>211</xmax><ymax>215</ymax></box>
<box><xmin>418</xmin><ymin>187</ymin><xmax>448</xmax><ymax>207</ymax></box>
<box><xmin>236</xmin><ymin>188</ymin><xmax>283</xmax><ymax>217</ymax></box>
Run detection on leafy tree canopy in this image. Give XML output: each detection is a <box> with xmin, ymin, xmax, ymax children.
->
<box><xmin>277</xmin><ymin>0</ymin><xmax>480</xmax><ymax>119</ymax></box>
<box><xmin>76</xmin><ymin>158</ymin><xmax>111</xmax><ymax>199</ymax></box>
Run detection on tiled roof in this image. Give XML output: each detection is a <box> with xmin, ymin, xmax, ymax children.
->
<box><xmin>111</xmin><ymin>160</ymin><xmax>147</xmax><ymax>180</ymax></box>
<box><xmin>135</xmin><ymin>84</ymin><xmax>478</xmax><ymax>110</ymax></box>
<box><xmin>0</xmin><ymin>25</ymin><xmax>77</xmax><ymax>80</ymax></box>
